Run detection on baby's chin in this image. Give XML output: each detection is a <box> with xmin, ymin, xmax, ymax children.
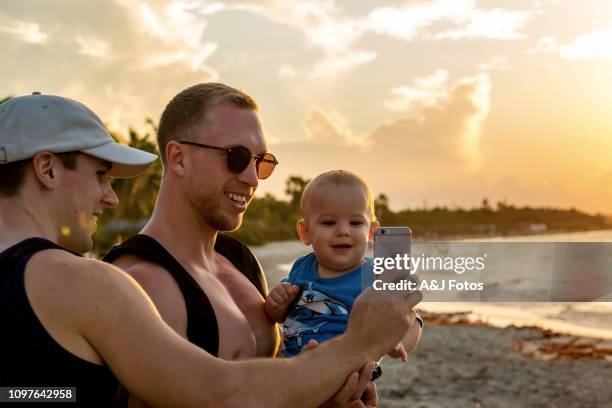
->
<box><xmin>319</xmin><ymin>257</ymin><xmax>366</xmax><ymax>275</ymax></box>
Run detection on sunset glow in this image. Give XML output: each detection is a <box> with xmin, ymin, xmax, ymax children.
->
<box><xmin>2</xmin><ymin>0</ymin><xmax>611</xmax><ymax>213</ymax></box>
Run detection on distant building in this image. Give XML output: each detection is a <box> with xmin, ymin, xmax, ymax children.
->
<box><xmin>527</xmin><ymin>223</ymin><xmax>548</xmax><ymax>233</ymax></box>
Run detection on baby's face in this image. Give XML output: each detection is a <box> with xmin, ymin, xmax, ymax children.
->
<box><xmin>300</xmin><ymin>184</ymin><xmax>376</xmax><ymax>274</ymax></box>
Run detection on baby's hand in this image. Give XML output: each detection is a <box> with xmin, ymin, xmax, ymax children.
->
<box><xmin>387</xmin><ymin>342</ymin><xmax>407</xmax><ymax>362</ymax></box>
<box><xmin>264</xmin><ymin>283</ymin><xmax>301</xmax><ymax>322</ymax></box>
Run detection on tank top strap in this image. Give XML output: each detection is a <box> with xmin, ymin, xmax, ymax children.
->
<box><xmin>103</xmin><ymin>234</ymin><xmax>219</xmax><ymax>355</ymax></box>
<box><xmin>215</xmin><ymin>234</ymin><xmax>268</xmax><ymax>296</ymax></box>
<box><xmin>0</xmin><ymin>237</ymin><xmax>119</xmax><ymax>407</ymax></box>
<box><xmin>0</xmin><ymin>238</ymin><xmax>70</xmax><ymax>284</ymax></box>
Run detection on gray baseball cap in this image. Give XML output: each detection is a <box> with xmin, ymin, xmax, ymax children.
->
<box><xmin>0</xmin><ymin>92</ymin><xmax>157</xmax><ymax>177</ymax></box>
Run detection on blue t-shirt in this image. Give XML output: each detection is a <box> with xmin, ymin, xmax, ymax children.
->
<box><xmin>282</xmin><ymin>253</ymin><xmax>375</xmax><ymax>357</ymax></box>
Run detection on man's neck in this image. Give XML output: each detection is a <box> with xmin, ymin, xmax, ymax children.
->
<box><xmin>141</xmin><ymin>184</ymin><xmax>218</xmax><ymax>271</ymax></box>
<box><xmin>0</xmin><ymin>197</ymin><xmax>58</xmax><ymax>250</ymax></box>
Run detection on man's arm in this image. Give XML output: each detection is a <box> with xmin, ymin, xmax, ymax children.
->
<box><xmin>27</xmin><ymin>251</ymin><xmax>420</xmax><ymax>407</ymax></box>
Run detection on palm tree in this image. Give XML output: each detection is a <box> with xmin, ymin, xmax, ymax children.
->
<box><xmin>93</xmin><ymin>120</ymin><xmax>162</xmax><ymax>255</ymax></box>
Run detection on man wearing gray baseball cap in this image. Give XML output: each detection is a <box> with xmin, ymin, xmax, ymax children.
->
<box><xmin>0</xmin><ymin>92</ymin><xmax>156</xmax><ymax>177</ymax></box>
<box><xmin>0</xmin><ymin>92</ymin><xmax>421</xmax><ymax>407</ymax></box>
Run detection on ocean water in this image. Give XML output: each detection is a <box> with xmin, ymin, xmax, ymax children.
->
<box><xmin>420</xmin><ymin>230</ymin><xmax>612</xmax><ymax>338</ymax></box>
<box><xmin>251</xmin><ymin>229</ymin><xmax>612</xmax><ymax>339</ymax></box>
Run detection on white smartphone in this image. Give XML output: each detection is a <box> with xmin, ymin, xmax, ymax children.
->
<box><xmin>371</xmin><ymin>227</ymin><xmax>413</xmax><ymax>381</ymax></box>
<box><xmin>374</xmin><ymin>226</ymin><xmax>412</xmax><ymax>261</ymax></box>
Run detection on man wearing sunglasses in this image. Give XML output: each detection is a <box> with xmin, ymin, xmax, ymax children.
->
<box><xmin>103</xmin><ymin>83</ymin><xmax>396</xmax><ymax>406</ymax></box>
<box><xmin>1</xmin><ymin>91</ymin><xmax>422</xmax><ymax>407</ymax></box>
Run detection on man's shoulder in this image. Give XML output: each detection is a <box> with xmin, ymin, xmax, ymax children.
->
<box><xmin>27</xmin><ymin>249</ymin><xmax>134</xmax><ymax>292</ymax></box>
<box><xmin>104</xmin><ymin>234</ymin><xmax>179</xmax><ymax>284</ymax></box>
<box><xmin>29</xmin><ymin>248</ymin><xmax>107</xmax><ymax>276</ymax></box>
<box><xmin>111</xmin><ymin>253</ymin><xmax>177</xmax><ymax>291</ymax></box>
<box><xmin>25</xmin><ymin>250</ymin><xmax>147</xmax><ymax>330</ymax></box>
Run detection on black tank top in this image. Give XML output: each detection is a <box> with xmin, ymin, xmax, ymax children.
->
<box><xmin>103</xmin><ymin>234</ymin><xmax>267</xmax><ymax>356</ymax></box>
<box><xmin>0</xmin><ymin>238</ymin><xmax>119</xmax><ymax>407</ymax></box>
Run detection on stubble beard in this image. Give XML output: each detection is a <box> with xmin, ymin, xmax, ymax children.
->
<box><xmin>59</xmin><ymin>227</ymin><xmax>93</xmax><ymax>255</ymax></box>
<box><xmin>193</xmin><ymin>194</ymin><xmax>243</xmax><ymax>232</ymax></box>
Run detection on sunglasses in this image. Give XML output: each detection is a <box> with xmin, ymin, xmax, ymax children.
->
<box><xmin>177</xmin><ymin>140</ymin><xmax>278</xmax><ymax>179</ymax></box>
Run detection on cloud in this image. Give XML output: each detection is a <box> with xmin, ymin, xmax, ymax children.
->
<box><xmin>0</xmin><ymin>16</ymin><xmax>48</xmax><ymax>44</ymax></box>
<box><xmin>456</xmin><ymin>73</ymin><xmax>491</xmax><ymax>170</ymax></box>
<box><xmin>303</xmin><ymin>107</ymin><xmax>365</xmax><ymax>147</ymax></box>
<box><xmin>310</xmin><ymin>50</ymin><xmax>377</xmax><ymax>78</ymax></box>
<box><xmin>0</xmin><ymin>1</ymin><xmax>219</xmax><ymax>134</ymax></box>
<box><xmin>224</xmin><ymin>1</ymin><xmax>373</xmax><ymax>78</ymax></box>
<box><xmin>235</xmin><ymin>0</ymin><xmax>532</xmax><ymax>79</ymax></box>
<box><xmin>226</xmin><ymin>0</ymin><xmax>364</xmax><ymax>54</ymax></box>
<box><xmin>559</xmin><ymin>29</ymin><xmax>612</xmax><ymax>60</ymax></box>
<box><xmin>261</xmin><ymin>68</ymin><xmax>492</xmax><ymax>206</ymax></box>
<box><xmin>477</xmin><ymin>57</ymin><xmax>510</xmax><ymax>72</ymax></box>
<box><xmin>531</xmin><ymin>30</ymin><xmax>612</xmax><ymax>61</ymax></box>
<box><xmin>116</xmin><ymin>0</ymin><xmax>218</xmax><ymax>71</ymax></box>
<box><xmin>382</xmin><ymin>69</ymin><xmax>492</xmax><ymax>169</ymax></box>
<box><xmin>278</xmin><ymin>63</ymin><xmax>299</xmax><ymax>79</ymax></box>
<box><xmin>432</xmin><ymin>7</ymin><xmax>531</xmax><ymax>40</ymax></box>
<box><xmin>373</xmin><ymin>72</ymin><xmax>490</xmax><ymax>168</ymax></box>
<box><xmin>384</xmin><ymin>69</ymin><xmax>450</xmax><ymax>113</ymax></box>
<box><xmin>367</xmin><ymin>0</ymin><xmax>472</xmax><ymax>42</ymax></box>
<box><xmin>529</xmin><ymin>36</ymin><xmax>558</xmax><ymax>54</ymax></box>
<box><xmin>224</xmin><ymin>0</ymin><xmax>532</xmax><ymax>80</ymax></box>
<box><xmin>75</xmin><ymin>35</ymin><xmax>110</xmax><ymax>58</ymax></box>
<box><xmin>367</xmin><ymin>0</ymin><xmax>532</xmax><ymax>42</ymax></box>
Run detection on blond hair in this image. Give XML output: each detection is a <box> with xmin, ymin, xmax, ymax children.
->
<box><xmin>157</xmin><ymin>83</ymin><xmax>258</xmax><ymax>166</ymax></box>
<box><xmin>301</xmin><ymin>170</ymin><xmax>376</xmax><ymax>221</ymax></box>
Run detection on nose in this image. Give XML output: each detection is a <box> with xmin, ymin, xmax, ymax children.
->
<box><xmin>336</xmin><ymin>221</ymin><xmax>350</xmax><ymax>236</ymax></box>
<box><xmin>236</xmin><ymin>157</ymin><xmax>259</xmax><ymax>189</ymax></box>
<box><xmin>102</xmin><ymin>181</ymin><xmax>119</xmax><ymax>208</ymax></box>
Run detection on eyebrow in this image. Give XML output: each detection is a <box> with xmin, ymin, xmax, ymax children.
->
<box><xmin>316</xmin><ymin>213</ymin><xmax>367</xmax><ymax>218</ymax></box>
<box><xmin>224</xmin><ymin>143</ymin><xmax>268</xmax><ymax>156</ymax></box>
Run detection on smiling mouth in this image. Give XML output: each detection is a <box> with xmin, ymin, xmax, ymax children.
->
<box><xmin>332</xmin><ymin>244</ymin><xmax>352</xmax><ymax>249</ymax></box>
<box><xmin>225</xmin><ymin>192</ymin><xmax>250</xmax><ymax>206</ymax></box>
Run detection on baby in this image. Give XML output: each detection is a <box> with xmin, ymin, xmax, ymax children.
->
<box><xmin>265</xmin><ymin>170</ymin><xmax>422</xmax><ymax>362</ymax></box>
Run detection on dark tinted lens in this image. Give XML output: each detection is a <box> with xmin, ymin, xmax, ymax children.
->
<box><xmin>227</xmin><ymin>146</ymin><xmax>252</xmax><ymax>173</ymax></box>
<box><xmin>257</xmin><ymin>153</ymin><xmax>277</xmax><ymax>179</ymax></box>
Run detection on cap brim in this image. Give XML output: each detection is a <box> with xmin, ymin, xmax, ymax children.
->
<box><xmin>82</xmin><ymin>142</ymin><xmax>158</xmax><ymax>178</ymax></box>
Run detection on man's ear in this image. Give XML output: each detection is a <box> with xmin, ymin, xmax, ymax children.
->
<box><xmin>296</xmin><ymin>219</ymin><xmax>311</xmax><ymax>245</ymax></box>
<box><xmin>32</xmin><ymin>152</ymin><xmax>59</xmax><ymax>190</ymax></box>
<box><xmin>369</xmin><ymin>220</ymin><xmax>380</xmax><ymax>242</ymax></box>
<box><xmin>166</xmin><ymin>141</ymin><xmax>187</xmax><ymax>177</ymax></box>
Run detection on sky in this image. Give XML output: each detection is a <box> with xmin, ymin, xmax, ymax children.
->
<box><xmin>1</xmin><ymin>0</ymin><xmax>612</xmax><ymax>213</ymax></box>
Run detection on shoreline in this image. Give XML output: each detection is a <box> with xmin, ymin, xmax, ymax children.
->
<box><xmin>413</xmin><ymin>227</ymin><xmax>612</xmax><ymax>242</ymax></box>
<box><xmin>419</xmin><ymin>302</ymin><xmax>612</xmax><ymax>340</ymax></box>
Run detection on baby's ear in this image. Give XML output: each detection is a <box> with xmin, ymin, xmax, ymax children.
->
<box><xmin>369</xmin><ymin>221</ymin><xmax>380</xmax><ymax>242</ymax></box>
<box><xmin>296</xmin><ymin>219</ymin><xmax>311</xmax><ymax>245</ymax></box>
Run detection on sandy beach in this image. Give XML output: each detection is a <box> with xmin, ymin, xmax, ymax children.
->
<box><xmin>376</xmin><ymin>321</ymin><xmax>612</xmax><ymax>407</ymax></box>
<box><xmin>251</xmin><ymin>238</ymin><xmax>612</xmax><ymax>407</ymax></box>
